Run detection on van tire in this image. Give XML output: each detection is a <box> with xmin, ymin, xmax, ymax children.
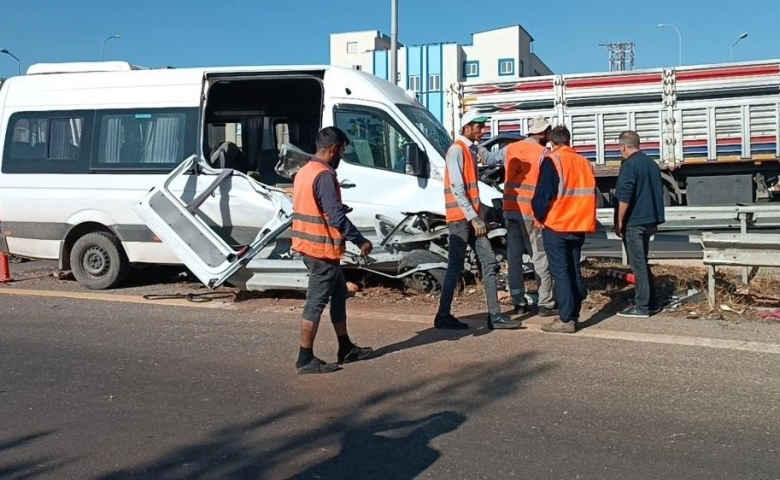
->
<box><xmin>69</xmin><ymin>232</ymin><xmax>130</xmax><ymax>290</ymax></box>
<box><xmin>398</xmin><ymin>249</ymin><xmax>448</xmax><ymax>294</ymax></box>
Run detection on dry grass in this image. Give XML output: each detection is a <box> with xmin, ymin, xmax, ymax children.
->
<box><xmin>581</xmin><ymin>259</ymin><xmax>780</xmax><ymax>317</ymax></box>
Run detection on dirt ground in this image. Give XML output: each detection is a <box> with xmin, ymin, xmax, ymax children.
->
<box><xmin>5</xmin><ymin>257</ymin><xmax>780</xmax><ymax>325</ymax></box>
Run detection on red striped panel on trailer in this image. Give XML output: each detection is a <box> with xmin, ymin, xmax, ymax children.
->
<box><xmin>565</xmin><ymin>72</ymin><xmax>662</xmax><ymax>89</ymax></box>
<box><xmin>676</xmin><ymin>64</ymin><xmax>780</xmax><ymax>82</ymax></box>
<box><xmin>469</xmin><ymin>103</ymin><xmax>526</xmax><ymax>114</ymax></box>
<box><xmin>497</xmin><ymin>120</ymin><xmax>521</xmax><ymax>133</ymax></box>
<box><xmin>466</xmin><ymin>79</ymin><xmax>554</xmax><ymax>95</ymax></box>
<box><xmin>602</xmin><ymin>141</ymin><xmax>662</xmax><ymax>150</ymax></box>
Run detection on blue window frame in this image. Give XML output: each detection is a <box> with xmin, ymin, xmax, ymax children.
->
<box><xmin>498</xmin><ymin>58</ymin><xmax>515</xmax><ymax>76</ymax></box>
<box><xmin>463</xmin><ymin>61</ymin><xmax>479</xmax><ymax>78</ymax></box>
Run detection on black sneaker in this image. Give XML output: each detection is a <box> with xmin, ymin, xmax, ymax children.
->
<box><xmin>649</xmin><ymin>304</ymin><xmax>663</xmax><ymax>315</ymax></box>
<box><xmin>617</xmin><ymin>306</ymin><xmax>650</xmax><ymax>318</ymax></box>
<box><xmin>434</xmin><ymin>314</ymin><xmax>469</xmax><ymax>330</ymax></box>
<box><xmin>538</xmin><ymin>306</ymin><xmax>558</xmax><ymax>318</ymax></box>
<box><xmin>487</xmin><ymin>312</ymin><xmax>523</xmax><ymax>330</ymax></box>
<box><xmin>296</xmin><ymin>357</ymin><xmax>339</xmax><ymax>375</ymax></box>
<box><xmin>338</xmin><ymin>345</ymin><xmax>374</xmax><ymax>364</ymax></box>
<box><xmin>514</xmin><ymin>304</ymin><xmax>529</xmax><ymax>315</ymax></box>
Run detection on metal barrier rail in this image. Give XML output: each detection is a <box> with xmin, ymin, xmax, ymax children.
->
<box><xmin>597</xmin><ymin>204</ymin><xmax>780</xmax><ymax>231</ymax></box>
<box><xmin>701</xmin><ymin>232</ymin><xmax>780</xmax><ymax>305</ymax></box>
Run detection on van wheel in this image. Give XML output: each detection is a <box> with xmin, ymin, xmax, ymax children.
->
<box><xmin>398</xmin><ymin>249</ymin><xmax>448</xmax><ymax>294</ymax></box>
<box><xmin>70</xmin><ymin>232</ymin><xmax>130</xmax><ymax>290</ymax></box>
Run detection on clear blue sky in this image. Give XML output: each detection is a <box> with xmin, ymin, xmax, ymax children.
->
<box><xmin>1</xmin><ymin>0</ymin><xmax>777</xmax><ymax>79</ymax></box>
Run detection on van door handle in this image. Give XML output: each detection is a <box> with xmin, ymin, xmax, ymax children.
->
<box><xmin>340</xmin><ymin>180</ymin><xmax>356</xmax><ymax>189</ymax></box>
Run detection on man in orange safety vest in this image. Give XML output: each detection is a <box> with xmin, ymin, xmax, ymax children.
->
<box><xmin>531</xmin><ymin>126</ymin><xmax>597</xmax><ymax>334</ymax></box>
<box><xmin>435</xmin><ymin>110</ymin><xmax>522</xmax><ymax>331</ymax></box>
<box><xmin>291</xmin><ymin>126</ymin><xmax>374</xmax><ymax>374</ymax></box>
<box><xmin>479</xmin><ymin>116</ymin><xmax>557</xmax><ymax>318</ymax></box>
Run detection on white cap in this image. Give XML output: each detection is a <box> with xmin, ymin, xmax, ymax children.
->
<box><xmin>460</xmin><ymin>110</ymin><xmax>490</xmax><ymax>128</ymax></box>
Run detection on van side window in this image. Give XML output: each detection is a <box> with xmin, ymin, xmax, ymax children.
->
<box><xmin>92</xmin><ymin>108</ymin><xmax>198</xmax><ymax>170</ymax></box>
<box><xmin>2</xmin><ymin>111</ymin><xmax>93</xmax><ymax>174</ymax></box>
<box><xmin>334</xmin><ymin>106</ymin><xmax>414</xmax><ymax>174</ymax></box>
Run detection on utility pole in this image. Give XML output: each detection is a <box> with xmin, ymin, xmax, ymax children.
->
<box><xmin>390</xmin><ymin>0</ymin><xmax>398</xmax><ymax>85</ymax></box>
<box><xmin>598</xmin><ymin>42</ymin><xmax>636</xmax><ymax>71</ymax></box>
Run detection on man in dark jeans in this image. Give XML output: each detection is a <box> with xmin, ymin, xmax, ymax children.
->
<box><xmin>614</xmin><ymin>130</ymin><xmax>666</xmax><ymax>318</ymax></box>
<box><xmin>532</xmin><ymin>126</ymin><xmax>598</xmax><ymax>333</ymax></box>
<box><xmin>434</xmin><ymin>110</ymin><xmax>521</xmax><ymax>331</ymax></box>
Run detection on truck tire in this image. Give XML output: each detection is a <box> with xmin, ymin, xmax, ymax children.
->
<box><xmin>69</xmin><ymin>232</ymin><xmax>131</xmax><ymax>290</ymax></box>
<box><xmin>398</xmin><ymin>249</ymin><xmax>448</xmax><ymax>294</ymax></box>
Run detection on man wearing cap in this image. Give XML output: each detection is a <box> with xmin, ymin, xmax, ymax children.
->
<box><xmin>434</xmin><ymin>111</ymin><xmax>522</xmax><ymax>331</ymax></box>
<box><xmin>479</xmin><ymin>116</ymin><xmax>558</xmax><ymax>318</ymax></box>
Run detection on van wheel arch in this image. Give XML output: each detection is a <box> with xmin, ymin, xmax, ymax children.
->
<box><xmin>60</xmin><ymin>222</ymin><xmax>122</xmax><ymax>270</ymax></box>
<box><xmin>68</xmin><ymin>230</ymin><xmax>131</xmax><ymax>290</ymax></box>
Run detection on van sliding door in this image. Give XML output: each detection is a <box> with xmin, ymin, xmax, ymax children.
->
<box><xmin>133</xmin><ymin>155</ymin><xmax>294</xmax><ymax>288</ymax></box>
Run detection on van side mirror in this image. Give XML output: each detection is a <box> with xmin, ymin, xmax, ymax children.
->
<box><xmin>404</xmin><ymin>143</ymin><xmax>428</xmax><ymax>178</ymax></box>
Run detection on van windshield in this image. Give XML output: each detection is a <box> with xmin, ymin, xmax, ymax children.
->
<box><xmin>396</xmin><ymin>104</ymin><xmax>452</xmax><ymax>158</ymax></box>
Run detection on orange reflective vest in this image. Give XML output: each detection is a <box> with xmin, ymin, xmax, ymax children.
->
<box><xmin>503</xmin><ymin>140</ymin><xmax>547</xmax><ymax>220</ymax></box>
<box><xmin>291</xmin><ymin>161</ymin><xmax>346</xmax><ymax>261</ymax></box>
<box><xmin>541</xmin><ymin>146</ymin><xmax>597</xmax><ymax>234</ymax></box>
<box><xmin>444</xmin><ymin>140</ymin><xmax>481</xmax><ymax>222</ymax></box>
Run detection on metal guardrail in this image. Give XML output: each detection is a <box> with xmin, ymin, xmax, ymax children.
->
<box><xmin>597</xmin><ymin>204</ymin><xmax>780</xmax><ymax>231</ymax></box>
<box><xmin>595</xmin><ymin>231</ymin><xmax>701</xmax><ymax>243</ymax></box>
<box><xmin>701</xmin><ymin>232</ymin><xmax>780</xmax><ymax>305</ymax></box>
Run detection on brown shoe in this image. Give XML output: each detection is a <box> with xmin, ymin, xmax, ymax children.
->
<box><xmin>541</xmin><ymin>318</ymin><xmax>576</xmax><ymax>334</ymax></box>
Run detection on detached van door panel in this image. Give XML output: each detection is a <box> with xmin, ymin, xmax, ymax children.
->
<box><xmin>332</xmin><ymin>104</ymin><xmax>436</xmax><ymax>229</ymax></box>
<box><xmin>133</xmin><ymin>155</ymin><xmax>294</xmax><ymax>288</ymax></box>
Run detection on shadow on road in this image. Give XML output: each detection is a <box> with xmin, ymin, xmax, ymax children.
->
<box><xmin>371</xmin><ymin>323</ymin><xmax>491</xmax><ymax>358</ymax></box>
<box><xmin>97</xmin><ymin>352</ymin><xmax>554</xmax><ymax>479</ymax></box>
<box><xmin>0</xmin><ymin>430</ymin><xmax>77</xmax><ymax>479</ymax></box>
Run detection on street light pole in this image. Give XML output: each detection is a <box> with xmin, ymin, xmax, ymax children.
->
<box><xmin>730</xmin><ymin>33</ymin><xmax>749</xmax><ymax>62</ymax></box>
<box><xmin>390</xmin><ymin>0</ymin><xmax>398</xmax><ymax>85</ymax></box>
<box><xmin>101</xmin><ymin>35</ymin><xmax>122</xmax><ymax>61</ymax></box>
<box><xmin>657</xmin><ymin>23</ymin><xmax>682</xmax><ymax>66</ymax></box>
<box><xmin>0</xmin><ymin>49</ymin><xmax>21</xmax><ymax>75</ymax></box>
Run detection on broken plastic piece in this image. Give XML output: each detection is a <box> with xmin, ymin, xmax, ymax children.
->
<box><xmin>276</xmin><ymin>143</ymin><xmax>314</xmax><ymax>179</ymax></box>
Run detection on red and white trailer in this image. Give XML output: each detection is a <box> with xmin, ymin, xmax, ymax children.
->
<box><xmin>448</xmin><ymin>60</ymin><xmax>780</xmax><ymax>206</ymax></box>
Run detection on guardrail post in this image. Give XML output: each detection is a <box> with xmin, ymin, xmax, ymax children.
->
<box><xmin>707</xmin><ymin>265</ymin><xmax>716</xmax><ymax>306</ymax></box>
<box><xmin>739</xmin><ymin>212</ymin><xmax>750</xmax><ymax>283</ymax></box>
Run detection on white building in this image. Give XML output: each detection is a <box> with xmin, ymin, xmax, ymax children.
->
<box><xmin>329</xmin><ymin>25</ymin><xmax>553</xmax><ymax>124</ymax></box>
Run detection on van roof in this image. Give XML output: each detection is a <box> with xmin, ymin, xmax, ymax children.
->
<box><xmin>25</xmin><ymin>61</ymin><xmax>338</xmax><ymax>76</ymax></box>
<box><xmin>26</xmin><ymin>61</ymin><xmax>149</xmax><ymax>75</ymax></box>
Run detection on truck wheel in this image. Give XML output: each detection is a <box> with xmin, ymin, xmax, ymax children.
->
<box><xmin>398</xmin><ymin>249</ymin><xmax>448</xmax><ymax>294</ymax></box>
<box><xmin>69</xmin><ymin>232</ymin><xmax>131</xmax><ymax>290</ymax></box>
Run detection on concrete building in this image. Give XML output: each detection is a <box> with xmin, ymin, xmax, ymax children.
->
<box><xmin>329</xmin><ymin>25</ymin><xmax>553</xmax><ymax>124</ymax></box>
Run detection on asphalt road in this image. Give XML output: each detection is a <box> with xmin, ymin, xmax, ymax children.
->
<box><xmin>2</xmin><ymin>294</ymin><xmax>779</xmax><ymax>479</ymax></box>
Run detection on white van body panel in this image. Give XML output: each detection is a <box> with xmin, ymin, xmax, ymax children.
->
<box><xmin>0</xmin><ymin>62</ymin><xmax>499</xmax><ymax>270</ymax></box>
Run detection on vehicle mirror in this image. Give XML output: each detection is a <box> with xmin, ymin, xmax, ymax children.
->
<box><xmin>404</xmin><ymin>143</ymin><xmax>428</xmax><ymax>178</ymax></box>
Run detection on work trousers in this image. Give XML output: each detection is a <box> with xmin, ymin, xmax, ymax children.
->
<box><xmin>301</xmin><ymin>255</ymin><xmax>348</xmax><ymax>325</ymax></box>
<box><xmin>623</xmin><ymin>224</ymin><xmax>658</xmax><ymax>314</ymax></box>
<box><xmin>505</xmin><ymin>217</ymin><xmax>555</xmax><ymax>309</ymax></box>
<box><xmin>438</xmin><ymin>220</ymin><xmax>501</xmax><ymax>316</ymax></box>
<box><xmin>543</xmin><ymin>229</ymin><xmax>586</xmax><ymax>323</ymax></box>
